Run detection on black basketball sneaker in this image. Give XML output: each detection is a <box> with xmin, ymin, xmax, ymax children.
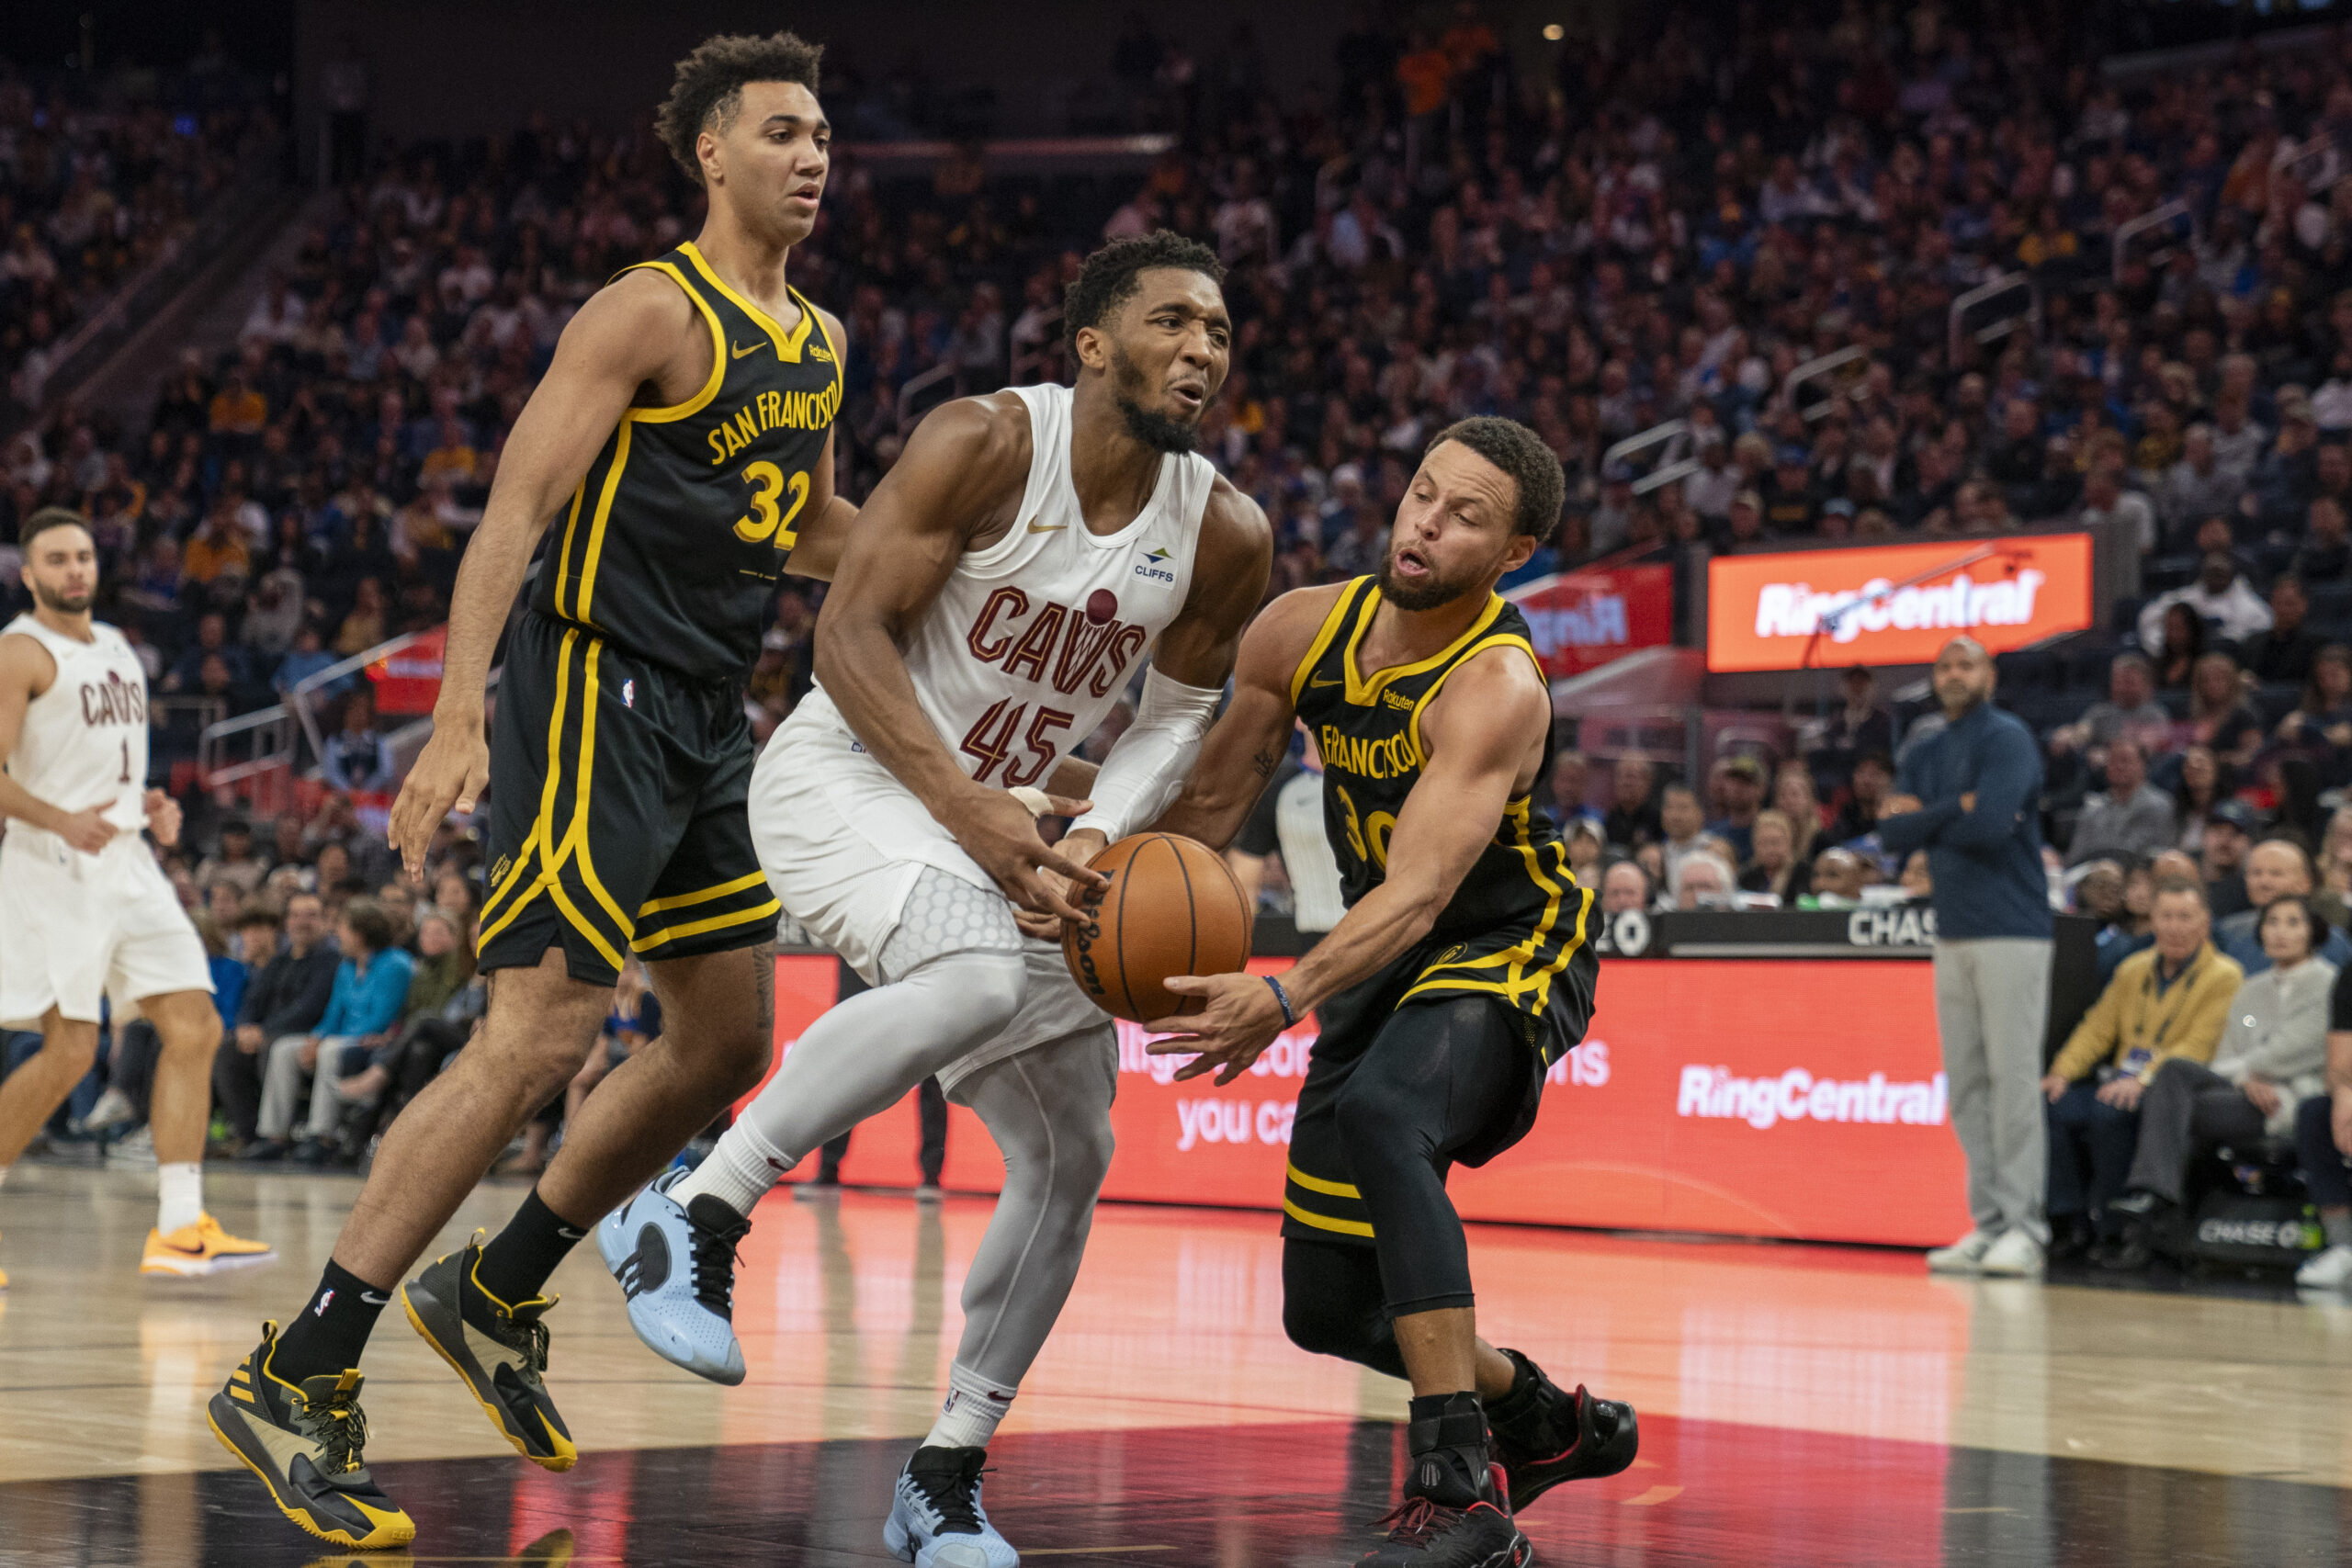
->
<box><xmin>1487</xmin><ymin>1348</ymin><xmax>1639</xmax><ymax>1512</ymax></box>
<box><xmin>401</xmin><ymin>1230</ymin><xmax>578</xmax><ymax>1470</ymax></box>
<box><xmin>1360</xmin><ymin>1461</ymin><xmax>1531</xmax><ymax>1567</ymax></box>
<box><xmin>206</xmin><ymin>1322</ymin><xmax>413</xmax><ymax>1549</ymax></box>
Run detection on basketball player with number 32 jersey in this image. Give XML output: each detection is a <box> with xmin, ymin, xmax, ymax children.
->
<box><xmin>0</xmin><ymin>509</ymin><xmax>273</xmax><ymax>1296</ymax></box>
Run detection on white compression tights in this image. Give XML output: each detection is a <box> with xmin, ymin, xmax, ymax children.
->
<box><xmin>927</xmin><ymin>1021</ymin><xmax>1119</xmax><ymax>1449</ymax></box>
<box><xmin>678</xmin><ymin>868</ymin><xmax>1025</xmax><ymax>1216</ymax></box>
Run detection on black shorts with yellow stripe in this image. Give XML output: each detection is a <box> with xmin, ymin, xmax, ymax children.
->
<box><xmin>475</xmin><ymin>610</ymin><xmax>777</xmax><ymax>987</ymax></box>
<box><xmin>1279</xmin><ymin>917</ymin><xmax>1598</xmax><ymax>1247</ymax></box>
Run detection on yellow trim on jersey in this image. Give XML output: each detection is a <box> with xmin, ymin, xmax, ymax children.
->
<box><xmin>804</xmin><ymin>288</ymin><xmax>845</xmax><ymax>403</ymax></box>
<box><xmin>1284</xmin><ymin>1162</ymin><xmax>1362</xmax><ymax>1200</ymax></box>
<box><xmin>1289</xmin><ymin>579</ymin><xmax>1370</xmax><ymax>705</ymax></box>
<box><xmin>639</xmin><ymin>871</ymin><xmax>770</xmax><ymax>919</ymax></box>
<box><xmin>1283</xmin><ymin>1197</ymin><xmax>1375</xmax><ymax>1238</ymax></box>
<box><xmin>681</xmin><ymin>242</ymin><xmax>816</xmax><ymax>361</ymax></box>
<box><xmin>477</xmin><ymin>836</ymin><xmax>540</xmax><ymax>927</ymax></box>
<box><xmin>615</xmin><ymin>260</ymin><xmax>729</xmax><ymax>423</ymax></box>
<box><xmin>550</xmin><ymin>480</ymin><xmax>590</xmax><ymax>629</ymax></box>
<box><xmin>1403</xmin><ymin>807</ymin><xmax>1590</xmax><ymax>1011</ymax></box>
<box><xmin>1339</xmin><ymin>585</ymin><xmax>1507</xmax><ymax>707</ymax></box>
<box><xmin>1405</xmin><ymin>632</ymin><xmax>1546</xmax><ymax>763</ymax></box>
<box><xmin>569</xmin><ymin>421</ymin><xmax>633</xmax><ymax>625</ymax></box>
<box><xmin>630</xmin><ymin>897</ymin><xmax>782</xmax><ymax>953</ymax></box>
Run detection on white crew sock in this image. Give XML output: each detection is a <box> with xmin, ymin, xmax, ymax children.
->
<box><xmin>925</xmin><ymin>1360</ymin><xmax>1018</xmax><ymax>1451</ymax></box>
<box><xmin>157</xmin><ymin>1162</ymin><xmax>203</xmax><ymax>1235</ymax></box>
<box><xmin>672</xmin><ymin>1117</ymin><xmax>794</xmax><ymax>1218</ymax></box>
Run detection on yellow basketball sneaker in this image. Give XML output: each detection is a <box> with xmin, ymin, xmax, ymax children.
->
<box><xmin>142</xmin><ymin>1213</ymin><xmax>277</xmax><ymax>1277</ymax></box>
<box><xmin>209</xmin><ymin>1322</ymin><xmax>413</xmax><ymax>1549</ymax></box>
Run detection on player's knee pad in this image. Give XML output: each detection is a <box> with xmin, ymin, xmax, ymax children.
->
<box><xmin>895</xmin><ymin>948</ymin><xmax>1028</xmax><ymax>1046</ymax></box>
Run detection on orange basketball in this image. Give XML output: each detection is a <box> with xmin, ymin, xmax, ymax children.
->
<box><xmin>1061</xmin><ymin>831</ymin><xmax>1254</xmax><ymax>1023</ymax></box>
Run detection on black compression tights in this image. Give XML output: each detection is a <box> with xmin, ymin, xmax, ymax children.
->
<box><xmin>1283</xmin><ymin>996</ymin><xmax>1528</xmax><ymax>1366</ymax></box>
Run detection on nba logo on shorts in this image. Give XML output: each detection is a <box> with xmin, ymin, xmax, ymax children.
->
<box><xmin>622</xmin><ymin>679</ymin><xmax>636</xmax><ymax>709</ymax></box>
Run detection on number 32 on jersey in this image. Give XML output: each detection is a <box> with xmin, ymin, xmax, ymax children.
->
<box><xmin>732</xmin><ymin>459</ymin><xmax>808</xmax><ymax>552</ymax></box>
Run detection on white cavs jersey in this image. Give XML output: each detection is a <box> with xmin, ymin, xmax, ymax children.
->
<box><xmin>753</xmin><ymin>381</ymin><xmax>1215</xmax><ymax>987</ymax></box>
<box><xmin>0</xmin><ymin>614</ymin><xmax>210</xmax><ymax>1025</ymax></box>
<box><xmin>3</xmin><ymin>615</ymin><xmax>152</xmax><ymax>839</ymax></box>
<box><xmin>799</xmin><ymin>381</ymin><xmax>1212</xmax><ymax>786</ymax></box>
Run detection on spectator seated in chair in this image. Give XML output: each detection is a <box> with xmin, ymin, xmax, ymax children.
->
<box><xmin>2066</xmin><ymin>739</ymin><xmax>2177</xmax><ymax>867</ymax></box>
<box><xmin>2216</xmin><ymin>837</ymin><xmax>2352</xmax><ymax>976</ymax></box>
<box><xmin>247</xmin><ymin>898</ymin><xmax>413</xmax><ymax>1165</ymax></box>
<box><xmin>2040</xmin><ymin>878</ymin><xmax>2241</xmax><ymax>1260</ymax></box>
<box><xmin>2103</xmin><ymin>894</ymin><xmax>2337</xmax><ymax>1270</ymax></box>
<box><xmin>1599</xmin><ymin>860</ymin><xmax>1652</xmax><ymax>917</ymax></box>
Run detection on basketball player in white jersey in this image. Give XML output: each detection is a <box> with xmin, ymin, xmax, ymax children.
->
<box><xmin>599</xmin><ymin>232</ymin><xmax>1270</xmax><ymax>1566</ymax></box>
<box><xmin>0</xmin><ymin>508</ymin><xmax>273</xmax><ymax>1289</ymax></box>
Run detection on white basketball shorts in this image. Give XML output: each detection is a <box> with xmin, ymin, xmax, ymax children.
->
<box><xmin>0</xmin><ymin>829</ymin><xmax>213</xmax><ymax>1026</ymax></box>
<box><xmin>749</xmin><ymin>700</ymin><xmax>1111</xmax><ymax>1090</ymax></box>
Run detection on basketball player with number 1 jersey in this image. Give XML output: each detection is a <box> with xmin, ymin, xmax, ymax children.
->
<box><xmin>0</xmin><ymin>509</ymin><xmax>273</xmax><ymax>1292</ymax></box>
<box><xmin>1148</xmin><ymin>420</ymin><xmax>1638</xmax><ymax>1566</ymax></box>
<box><xmin>598</xmin><ymin>231</ymin><xmax>1270</xmax><ymax>1567</ymax></box>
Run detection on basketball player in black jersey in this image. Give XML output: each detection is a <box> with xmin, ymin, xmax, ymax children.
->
<box><xmin>1148</xmin><ymin>419</ymin><xmax>1637</xmax><ymax>1565</ymax></box>
<box><xmin>209</xmin><ymin>34</ymin><xmax>857</xmax><ymax>1548</ymax></box>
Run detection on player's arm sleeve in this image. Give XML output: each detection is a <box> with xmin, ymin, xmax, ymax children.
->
<box><xmin>1067</xmin><ymin>667</ymin><xmax>1225</xmax><ymax>843</ymax></box>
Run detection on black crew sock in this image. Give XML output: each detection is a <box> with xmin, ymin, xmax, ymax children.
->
<box><xmin>472</xmin><ymin>1187</ymin><xmax>589</xmax><ymax>1310</ymax></box>
<box><xmin>1404</xmin><ymin>1392</ymin><xmax>1493</xmax><ymax>1507</ymax></box>
<box><xmin>271</xmin><ymin>1260</ymin><xmax>391</xmax><ymax>1382</ymax></box>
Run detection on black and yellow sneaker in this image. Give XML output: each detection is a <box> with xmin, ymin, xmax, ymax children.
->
<box><xmin>401</xmin><ymin>1230</ymin><xmax>577</xmax><ymax>1471</ymax></box>
<box><xmin>1487</xmin><ymin>1348</ymin><xmax>1638</xmax><ymax>1513</ymax></box>
<box><xmin>207</xmin><ymin>1323</ymin><xmax>414</xmax><ymax>1550</ymax></box>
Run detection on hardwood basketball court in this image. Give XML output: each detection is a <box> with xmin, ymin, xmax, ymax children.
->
<box><xmin>2</xmin><ymin>1163</ymin><xmax>2347</xmax><ymax>1565</ymax></box>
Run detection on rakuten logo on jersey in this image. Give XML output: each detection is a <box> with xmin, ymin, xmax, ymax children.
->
<box><xmin>1752</xmin><ymin>570</ymin><xmax>2044</xmax><ymax>644</ymax></box>
<box><xmin>1677</xmin><ymin>1065</ymin><xmax>1948</xmax><ymax>1131</ymax></box>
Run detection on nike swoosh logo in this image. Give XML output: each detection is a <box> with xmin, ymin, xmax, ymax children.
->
<box><xmin>1025</xmin><ymin>520</ymin><xmax>1067</xmax><ymax>534</ymax></box>
<box><xmin>555</xmin><ymin>1226</ymin><xmax>585</xmax><ymax>1241</ymax></box>
<box><xmin>732</xmin><ymin>339</ymin><xmax>766</xmax><ymax>359</ymax></box>
<box><xmin>158</xmin><ymin>1240</ymin><xmax>206</xmax><ymax>1256</ymax></box>
<box><xmin>1308</xmin><ymin>675</ymin><xmax>1342</xmax><ymax>688</ymax></box>
<box><xmin>359</xmin><ymin>1291</ymin><xmax>389</xmax><ymax>1306</ymax></box>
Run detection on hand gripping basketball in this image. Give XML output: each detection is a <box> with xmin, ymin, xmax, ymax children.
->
<box><xmin>1060</xmin><ymin>833</ymin><xmax>1253</xmax><ymax>1025</ymax></box>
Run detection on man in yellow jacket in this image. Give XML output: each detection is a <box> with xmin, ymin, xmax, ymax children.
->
<box><xmin>2041</xmin><ymin>877</ymin><xmax>2240</xmax><ymax>1262</ymax></box>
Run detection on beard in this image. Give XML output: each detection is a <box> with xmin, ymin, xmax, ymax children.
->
<box><xmin>1107</xmin><ymin>341</ymin><xmax>1201</xmax><ymax>454</ymax></box>
<box><xmin>30</xmin><ymin>581</ymin><xmax>92</xmax><ymax>615</ymax></box>
<box><xmin>1374</xmin><ymin>548</ymin><xmax>1483</xmax><ymax>611</ymax></box>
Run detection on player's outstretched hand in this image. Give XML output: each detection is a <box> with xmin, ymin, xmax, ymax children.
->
<box><xmin>947</xmin><ymin>787</ymin><xmax>1106</xmax><ymax>924</ymax></box>
<box><xmin>57</xmin><ymin>799</ymin><xmax>118</xmax><ymax>855</ymax></box>
<box><xmin>390</xmin><ymin>722</ymin><xmax>490</xmax><ymax>880</ymax></box>
<box><xmin>1145</xmin><ymin>973</ymin><xmax>1287</xmax><ymax>1086</ymax></box>
<box><xmin>142</xmin><ymin>787</ymin><xmax>182</xmax><ymax>847</ymax></box>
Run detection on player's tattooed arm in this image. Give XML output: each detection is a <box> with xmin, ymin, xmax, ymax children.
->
<box><xmin>1147</xmin><ymin>584</ymin><xmax>1337</xmax><ymax>852</ymax></box>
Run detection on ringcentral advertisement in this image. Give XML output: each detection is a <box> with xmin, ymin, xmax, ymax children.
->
<box><xmin>761</xmin><ymin>954</ymin><xmax>1971</xmax><ymax>1247</ymax></box>
<box><xmin>1704</xmin><ymin>532</ymin><xmax>2096</xmax><ymax>672</ymax></box>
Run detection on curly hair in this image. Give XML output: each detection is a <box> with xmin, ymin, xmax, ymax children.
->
<box><xmin>1062</xmin><ymin>231</ymin><xmax>1225</xmax><ymax>351</ymax></box>
<box><xmin>1425</xmin><ymin>418</ymin><xmax>1566</xmax><ymax>539</ymax></box>
<box><xmin>654</xmin><ymin>31</ymin><xmax>824</xmax><ymax>186</ymax></box>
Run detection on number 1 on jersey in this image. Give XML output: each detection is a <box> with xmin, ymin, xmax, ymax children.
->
<box><xmin>119</xmin><ymin>738</ymin><xmax>130</xmax><ymax>785</ymax></box>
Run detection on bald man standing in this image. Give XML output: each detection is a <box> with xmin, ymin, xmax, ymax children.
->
<box><xmin>1879</xmin><ymin>637</ymin><xmax>2055</xmax><ymax>1278</ymax></box>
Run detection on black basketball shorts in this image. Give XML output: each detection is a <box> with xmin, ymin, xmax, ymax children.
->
<box><xmin>1279</xmin><ymin>921</ymin><xmax>1599</xmax><ymax>1248</ymax></box>
<box><xmin>475</xmin><ymin>612</ymin><xmax>777</xmax><ymax>987</ymax></box>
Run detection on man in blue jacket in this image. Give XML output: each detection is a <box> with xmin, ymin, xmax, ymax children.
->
<box><xmin>1879</xmin><ymin>636</ymin><xmax>2055</xmax><ymax>1278</ymax></box>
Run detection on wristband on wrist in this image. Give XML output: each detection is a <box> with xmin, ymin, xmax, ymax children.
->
<box><xmin>1263</xmin><ymin>975</ymin><xmax>1297</xmax><ymax>1028</ymax></box>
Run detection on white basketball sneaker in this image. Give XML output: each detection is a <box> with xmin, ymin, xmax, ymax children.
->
<box><xmin>1924</xmin><ymin>1228</ymin><xmax>1999</xmax><ymax>1274</ymax></box>
<box><xmin>885</xmin><ymin>1446</ymin><xmax>1019</xmax><ymax>1567</ymax></box>
<box><xmin>1976</xmin><ymin>1228</ymin><xmax>2046</xmax><ymax>1278</ymax></box>
<box><xmin>2296</xmin><ymin>1244</ymin><xmax>2352</xmax><ymax>1291</ymax></box>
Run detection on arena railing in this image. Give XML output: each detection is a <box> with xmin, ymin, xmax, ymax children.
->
<box><xmin>1782</xmin><ymin>346</ymin><xmax>1870</xmax><ymax>425</ymax></box>
<box><xmin>1604</xmin><ymin>421</ymin><xmax>1695</xmax><ymax>497</ymax></box>
<box><xmin>2110</xmin><ymin>200</ymin><xmax>2197</xmax><ymax>284</ymax></box>
<box><xmin>1948</xmin><ymin>273</ymin><xmax>2037</xmax><ymax>363</ymax></box>
<box><xmin>196</xmin><ymin>629</ymin><xmax>435</xmax><ymax>812</ymax></box>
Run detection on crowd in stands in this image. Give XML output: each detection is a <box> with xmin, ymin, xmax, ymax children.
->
<box><xmin>6</xmin><ymin>6</ymin><xmax>2352</xmax><ymax>1273</ymax></box>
